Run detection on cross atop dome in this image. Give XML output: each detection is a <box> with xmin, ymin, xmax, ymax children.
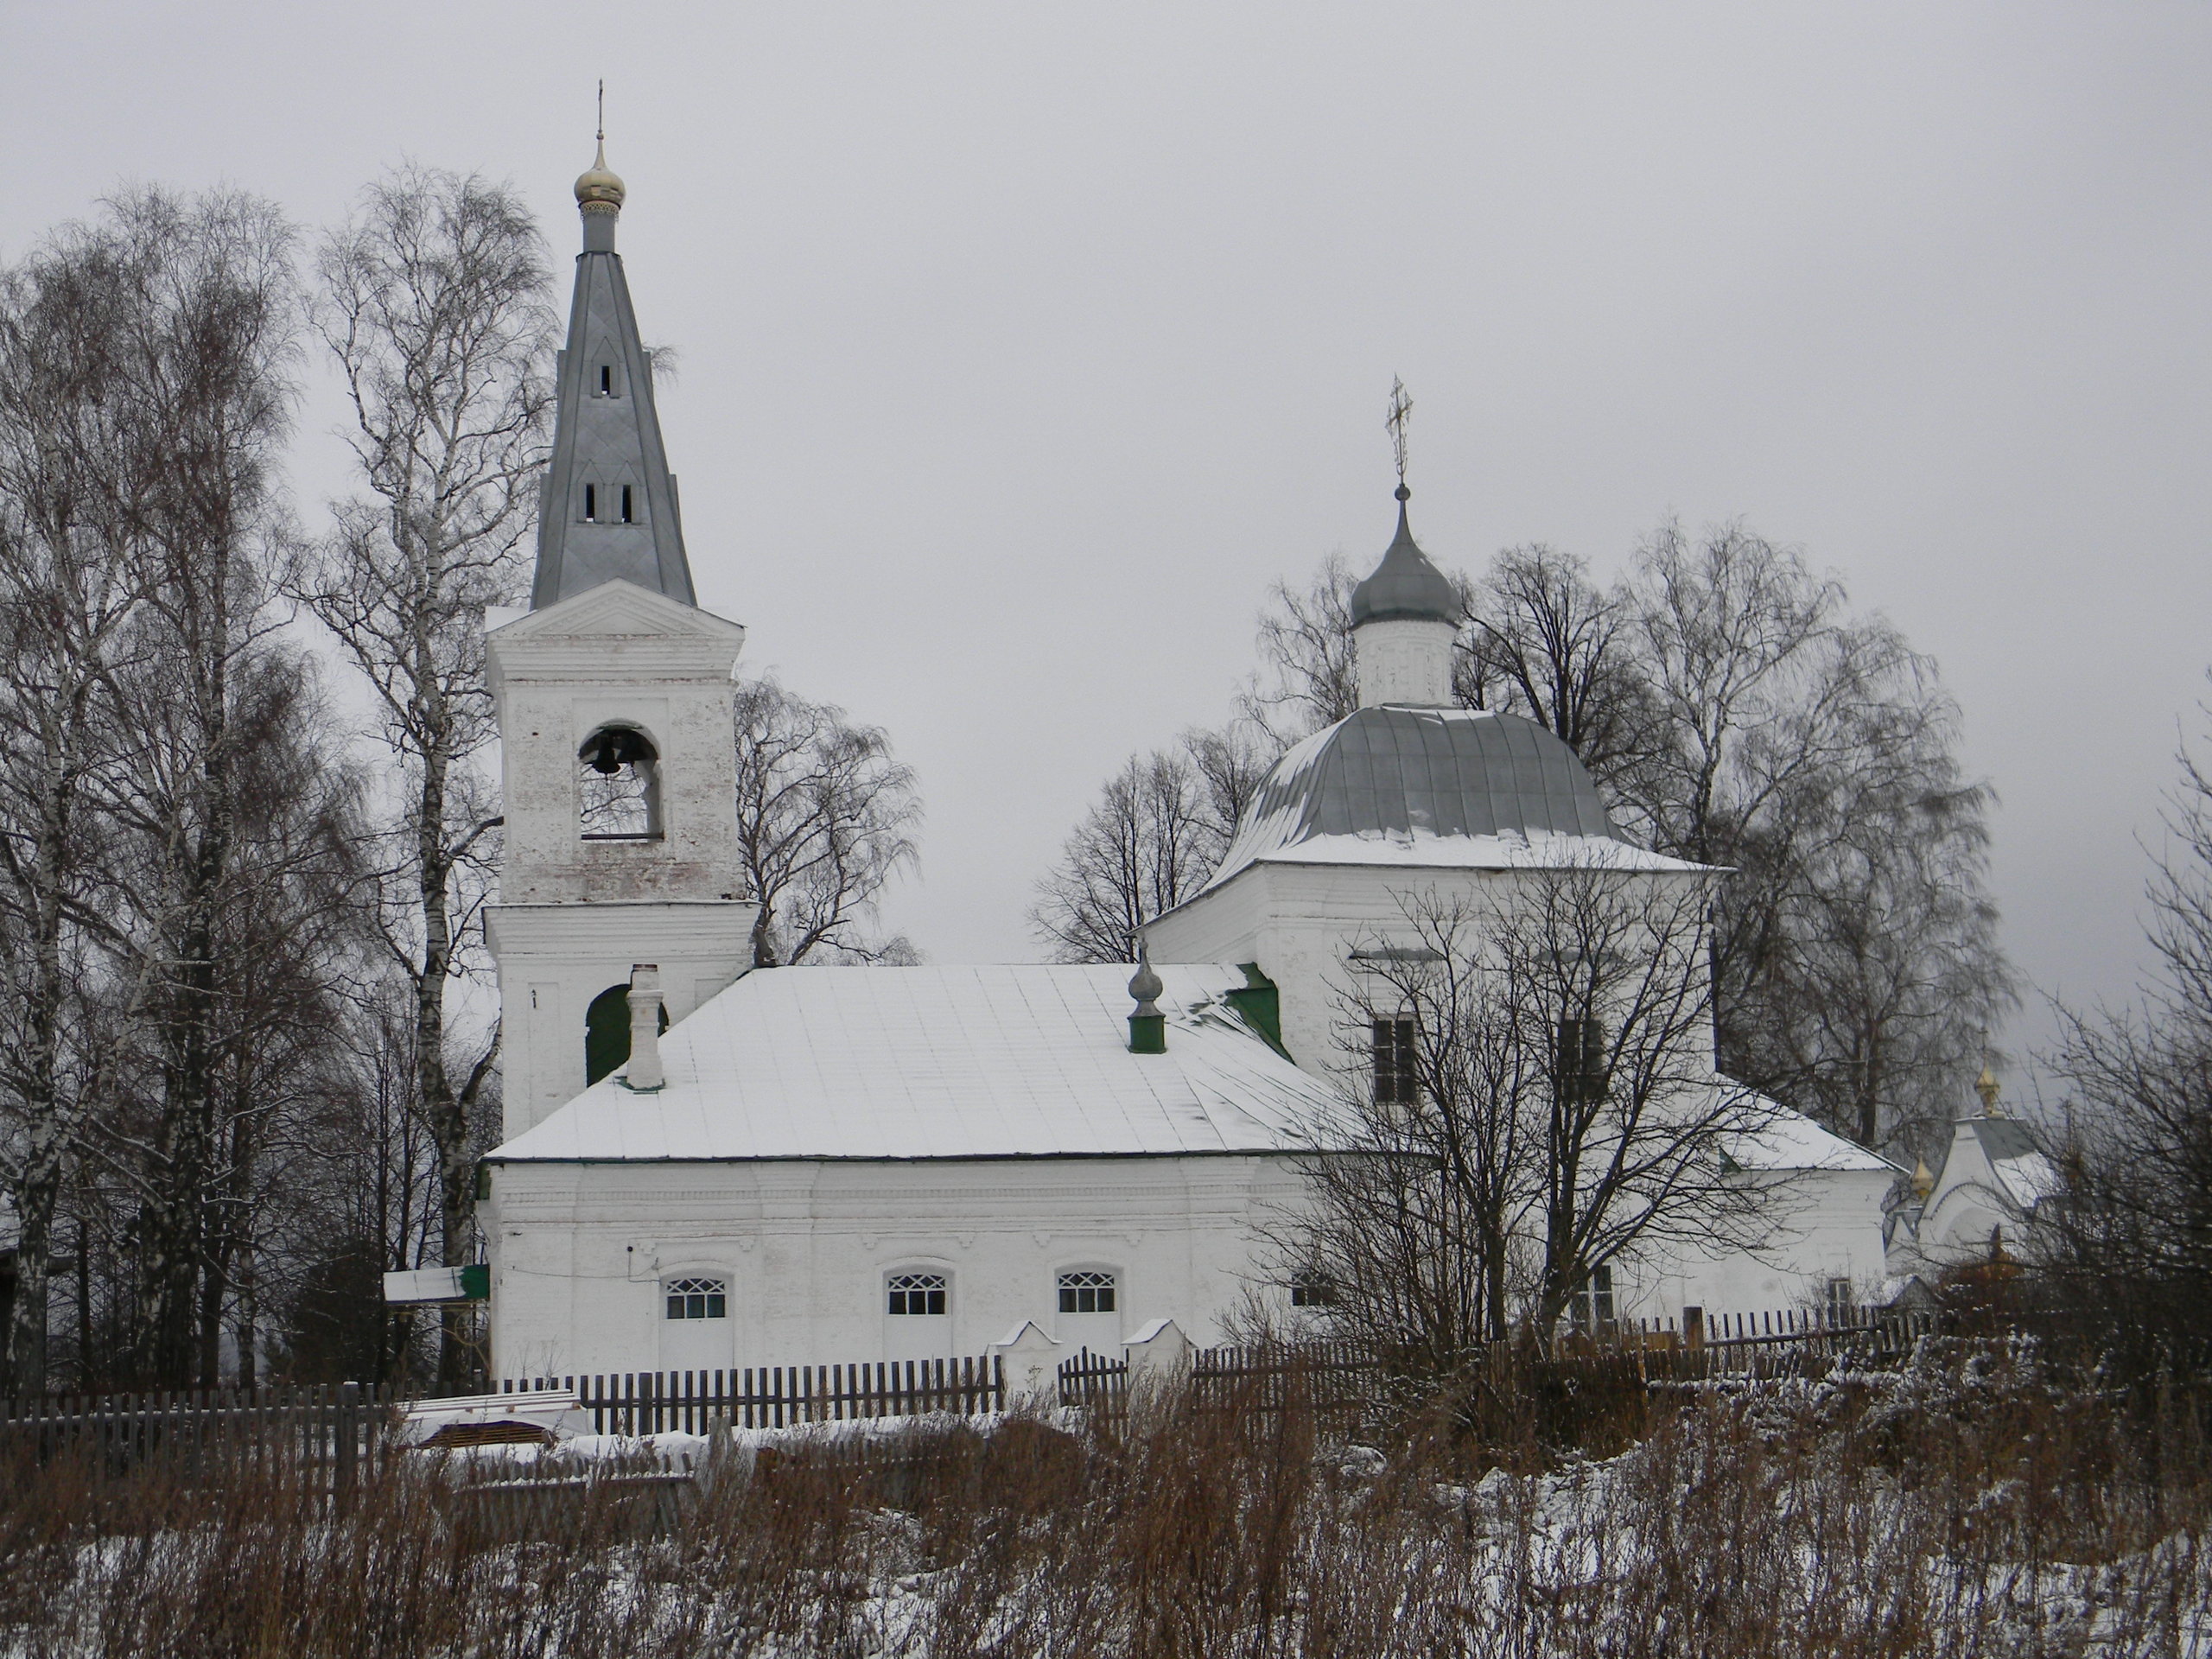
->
<box><xmin>1350</xmin><ymin>378</ymin><xmax>1457</xmax><ymax>630</ymax></box>
<box><xmin>1348</xmin><ymin>378</ymin><xmax>1459</xmax><ymax>702</ymax></box>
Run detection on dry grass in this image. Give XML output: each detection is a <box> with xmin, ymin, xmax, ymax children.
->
<box><xmin>3</xmin><ymin>1342</ymin><xmax>2209</xmax><ymax>1657</ymax></box>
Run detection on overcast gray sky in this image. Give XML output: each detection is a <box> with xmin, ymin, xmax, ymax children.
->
<box><xmin>9</xmin><ymin>3</ymin><xmax>2209</xmax><ymax>1076</ymax></box>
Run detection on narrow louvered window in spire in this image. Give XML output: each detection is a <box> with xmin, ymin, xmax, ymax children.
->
<box><xmin>620</xmin><ymin>485</ymin><xmax>633</xmax><ymax>523</ymax></box>
<box><xmin>583</xmin><ymin>483</ymin><xmax>596</xmax><ymax>522</ymax></box>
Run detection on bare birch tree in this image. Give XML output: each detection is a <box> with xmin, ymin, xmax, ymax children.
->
<box><xmin>732</xmin><ymin>674</ymin><xmax>922</xmax><ymax>967</ymax></box>
<box><xmin>0</xmin><ymin>217</ymin><xmax>157</xmax><ymax>1393</ymax></box>
<box><xmin>290</xmin><ymin>166</ymin><xmax>554</xmax><ymax>1386</ymax></box>
<box><xmin>1459</xmin><ymin>543</ymin><xmax>1657</xmax><ymax>779</ymax></box>
<box><xmin>1238</xmin><ymin>553</ymin><xmax>1362</xmax><ymax>745</ymax></box>
<box><xmin>1028</xmin><ymin>748</ymin><xmax>1224</xmax><ymax>964</ymax></box>
<box><xmin>1209</xmin><ymin>519</ymin><xmax>2011</xmax><ymax>1155</ymax></box>
<box><xmin>1290</xmin><ymin>865</ymin><xmax>1783</xmax><ymax>1367</ymax></box>
<box><xmin>37</xmin><ymin>187</ymin><xmax>331</xmax><ymax>1386</ymax></box>
<box><xmin>2039</xmin><ymin>695</ymin><xmax>2212</xmax><ymax>1366</ymax></box>
<box><xmin>1618</xmin><ymin>520</ymin><xmax>2012</xmax><ymax>1152</ymax></box>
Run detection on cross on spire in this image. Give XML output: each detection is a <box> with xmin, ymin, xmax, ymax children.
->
<box><xmin>1386</xmin><ymin>376</ymin><xmax>1414</xmax><ymax>500</ymax></box>
<box><xmin>597</xmin><ymin>79</ymin><xmax>605</xmax><ymax>144</ymax></box>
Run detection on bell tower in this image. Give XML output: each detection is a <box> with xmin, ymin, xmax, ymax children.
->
<box><xmin>485</xmin><ymin>138</ymin><xmax>758</xmax><ymax>1141</ymax></box>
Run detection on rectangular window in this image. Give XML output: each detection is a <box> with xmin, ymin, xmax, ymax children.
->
<box><xmin>1372</xmin><ymin>1017</ymin><xmax>1417</xmax><ymax>1106</ymax></box>
<box><xmin>664</xmin><ymin>1276</ymin><xmax>727</xmax><ymax>1320</ymax></box>
<box><xmin>1290</xmin><ymin>1274</ymin><xmax>1337</xmax><ymax>1308</ymax></box>
<box><xmin>1556</xmin><ymin>1017</ymin><xmax>1605</xmax><ymax>1104</ymax></box>
<box><xmin>1826</xmin><ymin>1278</ymin><xmax>1855</xmax><ymax>1321</ymax></box>
<box><xmin>620</xmin><ymin>484</ymin><xmax>634</xmax><ymax>523</ymax></box>
<box><xmin>1571</xmin><ymin>1264</ymin><xmax>1615</xmax><ymax>1330</ymax></box>
<box><xmin>583</xmin><ymin>482</ymin><xmax>597</xmax><ymax>522</ymax></box>
<box><xmin>599</xmin><ymin>364</ymin><xmax>613</xmax><ymax>395</ymax></box>
<box><xmin>1058</xmin><ymin>1270</ymin><xmax>1116</xmax><ymax>1314</ymax></box>
<box><xmin>887</xmin><ymin>1272</ymin><xmax>947</xmax><ymax>1316</ymax></box>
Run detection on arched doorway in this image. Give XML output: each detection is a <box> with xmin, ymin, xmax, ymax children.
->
<box><xmin>585</xmin><ymin>983</ymin><xmax>670</xmax><ymax>1086</ymax></box>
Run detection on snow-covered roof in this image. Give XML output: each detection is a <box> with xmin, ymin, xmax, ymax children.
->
<box><xmin>1726</xmin><ymin>1100</ymin><xmax>1898</xmax><ymax>1174</ymax></box>
<box><xmin>1929</xmin><ymin>1116</ymin><xmax>2060</xmax><ymax>1215</ymax></box>
<box><xmin>1198</xmin><ymin>707</ymin><xmax>1707</xmax><ymax>894</ymax></box>
<box><xmin>1230</xmin><ymin>830</ymin><xmax>1702</xmax><ymax>875</ymax></box>
<box><xmin>1989</xmin><ymin>1150</ymin><xmax>2061</xmax><ymax>1210</ymax></box>
<box><xmin>490</xmin><ymin>963</ymin><xmax>1346</xmax><ymax>1165</ymax></box>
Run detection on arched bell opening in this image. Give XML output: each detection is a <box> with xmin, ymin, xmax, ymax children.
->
<box><xmin>578</xmin><ymin>723</ymin><xmax>662</xmax><ymax>841</ymax></box>
<box><xmin>584</xmin><ymin>982</ymin><xmax>671</xmax><ymax>1087</ymax></box>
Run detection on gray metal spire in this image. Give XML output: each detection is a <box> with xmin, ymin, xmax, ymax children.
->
<box><xmin>530</xmin><ymin>137</ymin><xmax>697</xmax><ymax>608</ymax></box>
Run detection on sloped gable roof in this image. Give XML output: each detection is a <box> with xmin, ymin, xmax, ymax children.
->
<box><xmin>490</xmin><ymin>963</ymin><xmax>1346</xmax><ymax>1164</ymax></box>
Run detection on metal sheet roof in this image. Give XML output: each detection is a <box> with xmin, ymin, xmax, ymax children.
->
<box><xmin>1348</xmin><ymin>505</ymin><xmax>1458</xmax><ymax>625</ymax></box>
<box><xmin>489</xmin><ymin>963</ymin><xmax>1345</xmax><ymax>1165</ymax></box>
<box><xmin>1201</xmin><ymin>707</ymin><xmax>1696</xmax><ymax>891</ymax></box>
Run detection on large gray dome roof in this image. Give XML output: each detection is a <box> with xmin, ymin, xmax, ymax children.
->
<box><xmin>1201</xmin><ymin>706</ymin><xmax>1635</xmax><ymax>891</ymax></box>
<box><xmin>1349</xmin><ymin>502</ymin><xmax>1458</xmax><ymax>626</ymax></box>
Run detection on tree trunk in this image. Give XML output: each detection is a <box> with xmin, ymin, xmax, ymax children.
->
<box><xmin>3</xmin><ymin>1180</ymin><xmax>54</xmax><ymax>1398</ymax></box>
<box><xmin>235</xmin><ymin>1243</ymin><xmax>257</xmax><ymax>1389</ymax></box>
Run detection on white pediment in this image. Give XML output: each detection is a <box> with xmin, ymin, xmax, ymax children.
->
<box><xmin>488</xmin><ymin>579</ymin><xmax>745</xmax><ymax>645</ymax></box>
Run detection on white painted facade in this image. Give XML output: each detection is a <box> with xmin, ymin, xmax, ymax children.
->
<box><xmin>1144</xmin><ymin>839</ymin><xmax>1899</xmax><ymax>1324</ymax></box>
<box><xmin>488</xmin><ymin>1154</ymin><xmax>1306</xmax><ymax>1379</ymax></box>
<box><xmin>484</xmin><ymin>581</ymin><xmax>756</xmax><ymax>1141</ymax></box>
<box><xmin>482</xmin><ymin>963</ymin><xmax>1344</xmax><ymax>1378</ymax></box>
<box><xmin>1353</xmin><ymin>617</ymin><xmax>1458</xmax><ymax>709</ymax></box>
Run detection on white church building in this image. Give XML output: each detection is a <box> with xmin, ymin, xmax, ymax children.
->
<box><xmin>476</xmin><ymin>149</ymin><xmax>1897</xmax><ymax>1382</ymax></box>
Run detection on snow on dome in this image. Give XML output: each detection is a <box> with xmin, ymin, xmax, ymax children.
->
<box><xmin>1199</xmin><ymin>706</ymin><xmax>1700</xmax><ymax>892</ymax></box>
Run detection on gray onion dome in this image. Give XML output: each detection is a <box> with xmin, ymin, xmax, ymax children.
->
<box><xmin>1348</xmin><ymin>489</ymin><xmax>1459</xmax><ymax>626</ymax></box>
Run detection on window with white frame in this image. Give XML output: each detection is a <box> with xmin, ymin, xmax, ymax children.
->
<box><xmin>1570</xmin><ymin>1264</ymin><xmax>1615</xmax><ymax>1329</ymax></box>
<box><xmin>664</xmin><ymin>1276</ymin><xmax>726</xmax><ymax>1320</ymax></box>
<box><xmin>1289</xmin><ymin>1273</ymin><xmax>1337</xmax><ymax>1308</ymax></box>
<box><xmin>1825</xmin><ymin>1277</ymin><xmax>1854</xmax><ymax>1321</ymax></box>
<box><xmin>887</xmin><ymin>1272</ymin><xmax>947</xmax><ymax>1316</ymax></box>
<box><xmin>1058</xmin><ymin>1270</ymin><xmax>1116</xmax><ymax>1315</ymax></box>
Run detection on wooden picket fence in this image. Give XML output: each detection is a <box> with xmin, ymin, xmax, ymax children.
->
<box><xmin>1560</xmin><ymin>1303</ymin><xmax>1939</xmax><ymax>1378</ymax></box>
<box><xmin>496</xmin><ymin>1354</ymin><xmax>1006</xmax><ymax>1435</ymax></box>
<box><xmin>0</xmin><ymin>1382</ymin><xmax>389</xmax><ymax>1497</ymax></box>
<box><xmin>1056</xmin><ymin>1305</ymin><xmax>1941</xmax><ymax>1418</ymax></box>
<box><xmin>0</xmin><ymin>1307</ymin><xmax>1937</xmax><ymax>1480</ymax></box>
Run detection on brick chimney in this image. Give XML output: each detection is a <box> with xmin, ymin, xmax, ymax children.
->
<box><xmin>625</xmin><ymin>963</ymin><xmax>665</xmax><ymax>1091</ymax></box>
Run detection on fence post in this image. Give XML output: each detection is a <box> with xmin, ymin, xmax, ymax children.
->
<box><xmin>1125</xmin><ymin>1318</ymin><xmax>1192</xmax><ymax>1395</ymax></box>
<box><xmin>990</xmin><ymin>1320</ymin><xmax>1064</xmax><ymax>1408</ymax></box>
<box><xmin>334</xmin><ymin>1382</ymin><xmax>359</xmax><ymax>1510</ymax></box>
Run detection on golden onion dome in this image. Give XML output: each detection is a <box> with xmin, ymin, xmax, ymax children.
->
<box><xmin>575</xmin><ymin>140</ymin><xmax>626</xmax><ymax>211</ymax></box>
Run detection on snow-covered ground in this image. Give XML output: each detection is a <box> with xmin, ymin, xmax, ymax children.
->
<box><xmin>6</xmin><ymin>1354</ymin><xmax>2209</xmax><ymax>1656</ymax></box>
